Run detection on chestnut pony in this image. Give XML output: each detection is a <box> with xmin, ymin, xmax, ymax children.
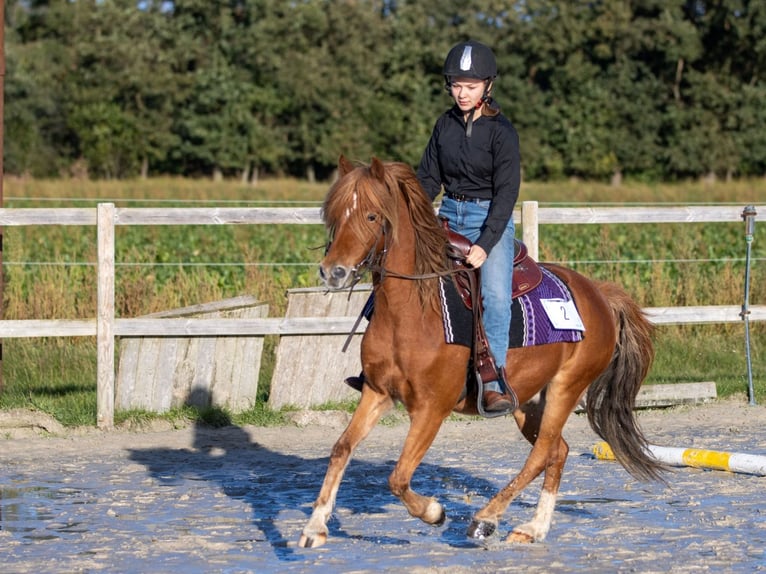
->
<box><xmin>299</xmin><ymin>157</ymin><xmax>663</xmax><ymax>548</ymax></box>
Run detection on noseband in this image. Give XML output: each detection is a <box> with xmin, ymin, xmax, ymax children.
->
<box><xmin>325</xmin><ymin>220</ymin><xmax>388</xmax><ymax>291</ymax></box>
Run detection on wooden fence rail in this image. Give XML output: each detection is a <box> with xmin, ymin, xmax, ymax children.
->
<box><xmin>2</xmin><ymin>305</ymin><xmax>765</xmax><ymax>339</ymax></box>
<box><xmin>0</xmin><ymin>202</ymin><xmax>762</xmax><ymax>428</ymax></box>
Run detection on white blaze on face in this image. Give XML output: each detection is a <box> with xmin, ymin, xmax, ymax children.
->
<box><xmin>343</xmin><ymin>190</ymin><xmax>359</xmax><ymax>220</ymax></box>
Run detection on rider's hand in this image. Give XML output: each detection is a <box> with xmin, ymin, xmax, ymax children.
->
<box><xmin>466</xmin><ymin>245</ymin><xmax>488</xmax><ymax>268</ymax></box>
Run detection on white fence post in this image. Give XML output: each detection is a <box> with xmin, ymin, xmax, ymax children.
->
<box><xmin>97</xmin><ymin>203</ymin><xmax>115</xmax><ymax>430</ymax></box>
<box><xmin>522</xmin><ymin>200</ymin><xmax>539</xmax><ymax>260</ymax></box>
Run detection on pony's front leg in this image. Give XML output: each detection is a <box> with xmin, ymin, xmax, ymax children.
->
<box><xmin>388</xmin><ymin>408</ymin><xmax>449</xmax><ymax>526</ymax></box>
<box><xmin>298</xmin><ymin>390</ymin><xmax>393</xmax><ymax>549</ymax></box>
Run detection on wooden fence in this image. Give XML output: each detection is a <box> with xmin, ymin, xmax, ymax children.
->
<box><xmin>115</xmin><ymin>295</ymin><xmax>269</xmax><ymax>413</ymax></box>
<box><xmin>0</xmin><ymin>202</ymin><xmax>763</xmax><ymax>428</ymax></box>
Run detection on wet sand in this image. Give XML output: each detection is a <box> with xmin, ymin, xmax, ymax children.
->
<box><xmin>1</xmin><ymin>397</ymin><xmax>765</xmax><ymax>573</ymax></box>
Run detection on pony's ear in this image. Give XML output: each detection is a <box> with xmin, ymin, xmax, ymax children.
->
<box><xmin>338</xmin><ymin>155</ymin><xmax>355</xmax><ymax>177</ymax></box>
<box><xmin>370</xmin><ymin>157</ymin><xmax>386</xmax><ymax>182</ymax></box>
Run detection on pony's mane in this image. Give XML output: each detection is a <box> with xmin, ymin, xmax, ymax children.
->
<box><xmin>322</xmin><ymin>160</ymin><xmax>450</xmax><ymax>311</ymax></box>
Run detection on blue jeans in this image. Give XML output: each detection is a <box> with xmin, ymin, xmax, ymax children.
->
<box><xmin>439</xmin><ymin>197</ymin><xmax>515</xmax><ymax>371</ymax></box>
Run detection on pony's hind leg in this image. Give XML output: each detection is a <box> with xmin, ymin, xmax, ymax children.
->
<box><xmin>505</xmin><ymin>434</ymin><xmax>568</xmax><ymax>543</ymax></box>
<box><xmin>468</xmin><ymin>390</ymin><xmax>574</xmax><ymax>543</ymax></box>
<box><xmin>298</xmin><ymin>389</ymin><xmax>394</xmax><ymax>549</ymax></box>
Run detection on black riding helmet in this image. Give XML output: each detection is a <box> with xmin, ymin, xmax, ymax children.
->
<box><xmin>443</xmin><ymin>40</ymin><xmax>497</xmax><ymax>84</ymax></box>
<box><xmin>443</xmin><ymin>40</ymin><xmax>498</xmax><ymax>137</ymax></box>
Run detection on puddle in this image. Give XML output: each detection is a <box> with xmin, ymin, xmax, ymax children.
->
<box><xmin>0</xmin><ymin>483</ymin><xmax>95</xmax><ymax>541</ymax></box>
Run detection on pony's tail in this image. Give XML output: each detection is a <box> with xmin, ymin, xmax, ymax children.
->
<box><xmin>586</xmin><ymin>283</ymin><xmax>667</xmax><ymax>482</ymax></box>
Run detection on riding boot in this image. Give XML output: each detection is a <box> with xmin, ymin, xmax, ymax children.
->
<box><xmin>482</xmin><ymin>367</ymin><xmax>515</xmax><ymax>412</ymax></box>
<box><xmin>344</xmin><ymin>371</ymin><xmax>365</xmax><ymax>392</ymax></box>
<box><xmin>483</xmin><ymin>386</ymin><xmax>513</xmax><ymax>412</ymax></box>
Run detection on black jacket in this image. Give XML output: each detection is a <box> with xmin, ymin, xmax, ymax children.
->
<box><xmin>417</xmin><ymin>104</ymin><xmax>521</xmax><ymax>255</ymax></box>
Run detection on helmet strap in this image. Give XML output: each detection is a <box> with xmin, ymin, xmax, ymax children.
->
<box><xmin>482</xmin><ymin>79</ymin><xmax>493</xmax><ymax>103</ymax></box>
<box><xmin>466</xmin><ymin>80</ymin><xmax>493</xmax><ymax>137</ymax></box>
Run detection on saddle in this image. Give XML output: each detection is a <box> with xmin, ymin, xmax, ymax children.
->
<box><xmin>445</xmin><ymin>227</ymin><xmax>542</xmax><ymax>307</ymax></box>
<box><xmin>443</xmin><ymin>220</ymin><xmax>543</xmax><ymax>417</ymax></box>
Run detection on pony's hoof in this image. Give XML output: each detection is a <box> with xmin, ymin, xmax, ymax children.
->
<box><xmin>506</xmin><ymin>530</ymin><xmax>535</xmax><ymax>544</ymax></box>
<box><xmin>298</xmin><ymin>531</ymin><xmax>327</xmax><ymax>548</ymax></box>
<box><xmin>423</xmin><ymin>499</ymin><xmax>446</xmax><ymax>526</ymax></box>
<box><xmin>466</xmin><ymin>519</ymin><xmax>496</xmax><ymax>540</ymax></box>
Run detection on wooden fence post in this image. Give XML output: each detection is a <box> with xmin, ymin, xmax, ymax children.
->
<box><xmin>97</xmin><ymin>203</ymin><xmax>115</xmax><ymax>429</ymax></box>
<box><xmin>522</xmin><ymin>200</ymin><xmax>539</xmax><ymax>261</ymax></box>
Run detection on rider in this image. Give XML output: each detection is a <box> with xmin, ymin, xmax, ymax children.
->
<box><xmin>416</xmin><ymin>39</ymin><xmax>520</xmax><ymax>412</ymax></box>
<box><xmin>345</xmin><ymin>39</ymin><xmax>519</xmax><ymax>413</ymax></box>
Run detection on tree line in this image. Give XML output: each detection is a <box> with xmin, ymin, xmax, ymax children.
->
<box><xmin>5</xmin><ymin>0</ymin><xmax>766</xmax><ymax>182</ymax></box>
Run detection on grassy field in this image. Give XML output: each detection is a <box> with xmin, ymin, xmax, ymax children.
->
<box><xmin>1</xmin><ymin>176</ymin><xmax>764</xmax><ymax>427</ymax></box>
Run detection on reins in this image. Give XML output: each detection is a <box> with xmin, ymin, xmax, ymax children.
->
<box><xmin>339</xmin><ymin>234</ymin><xmax>470</xmax><ymax>352</ymax></box>
<box><xmin>328</xmin><ymin>224</ymin><xmax>466</xmax><ymax>285</ymax></box>
<box><xmin>368</xmin><ymin>234</ymin><xmax>466</xmax><ymax>282</ymax></box>
<box><xmin>328</xmin><ymin>169</ymin><xmax>472</xmax><ymax>351</ymax></box>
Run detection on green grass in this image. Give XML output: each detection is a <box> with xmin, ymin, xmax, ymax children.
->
<box><xmin>647</xmin><ymin>325</ymin><xmax>764</xmax><ymax>401</ymax></box>
<box><xmin>2</xmin><ymin>338</ymin><xmax>99</xmax><ymax>427</ymax></box>
<box><xmin>1</xmin><ymin>176</ymin><xmax>764</xmax><ymax>427</ymax></box>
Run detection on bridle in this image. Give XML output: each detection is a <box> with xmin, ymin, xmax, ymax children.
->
<box><xmin>327</xmin><ymin>218</ymin><xmax>466</xmax><ymax>290</ymax></box>
<box><xmin>332</xmin><ymin>218</ymin><xmax>465</xmax><ymax>353</ymax></box>
<box><xmin>328</xmin><ymin>207</ymin><xmax>471</xmax><ymax>353</ymax></box>
<box><xmin>323</xmin><ymin>218</ymin><xmax>388</xmax><ymax>293</ymax></box>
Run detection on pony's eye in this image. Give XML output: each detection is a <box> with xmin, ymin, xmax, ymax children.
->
<box><xmin>367</xmin><ymin>213</ymin><xmax>378</xmax><ymax>222</ymax></box>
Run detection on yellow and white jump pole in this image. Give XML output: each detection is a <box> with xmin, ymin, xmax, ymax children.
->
<box><xmin>593</xmin><ymin>442</ymin><xmax>766</xmax><ymax>476</ymax></box>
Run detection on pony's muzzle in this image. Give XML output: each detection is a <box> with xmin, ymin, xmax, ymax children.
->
<box><xmin>319</xmin><ymin>263</ymin><xmax>352</xmax><ymax>290</ymax></box>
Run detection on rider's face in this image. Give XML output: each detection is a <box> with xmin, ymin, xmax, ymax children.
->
<box><xmin>449</xmin><ymin>77</ymin><xmax>486</xmax><ymax>113</ymax></box>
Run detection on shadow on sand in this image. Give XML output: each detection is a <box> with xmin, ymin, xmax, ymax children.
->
<box><xmin>126</xmin><ymin>389</ymin><xmax>509</xmax><ymax>564</ymax></box>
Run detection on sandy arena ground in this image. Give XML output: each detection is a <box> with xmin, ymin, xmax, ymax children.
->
<box><xmin>1</xmin><ymin>397</ymin><xmax>765</xmax><ymax>573</ymax></box>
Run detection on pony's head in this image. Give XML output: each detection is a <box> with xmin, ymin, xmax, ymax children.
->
<box><xmin>319</xmin><ymin>156</ymin><xmax>395</xmax><ymax>289</ymax></box>
<box><xmin>319</xmin><ymin>156</ymin><xmax>449</xmax><ymax>305</ymax></box>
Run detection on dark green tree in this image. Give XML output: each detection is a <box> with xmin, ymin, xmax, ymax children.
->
<box><xmin>3</xmin><ymin>0</ymin><xmax>766</xmax><ymax>181</ymax></box>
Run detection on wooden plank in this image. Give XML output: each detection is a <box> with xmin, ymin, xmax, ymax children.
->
<box><xmin>228</xmin><ymin>336</ymin><xmax>262</xmax><ymax>410</ymax></box>
<box><xmin>521</xmin><ymin>201</ymin><xmax>539</xmax><ymax>260</ymax></box>
<box><xmin>131</xmin><ymin>294</ymin><xmax>261</xmax><ymax>318</ymax></box>
<box><xmin>269</xmin><ymin>287</ymin><xmax>373</xmax><ymax>410</ymax></box>
<box><xmin>577</xmin><ymin>382</ymin><xmax>717</xmax><ymax>413</ymax></box>
<box><xmin>154</xmin><ymin>338</ymin><xmax>182</xmax><ymax>413</ymax></box>
<box><xmin>635</xmin><ymin>381</ymin><xmax>717</xmax><ymax>408</ymax></box>
<box><xmin>3</xmin><ymin>204</ymin><xmax>763</xmax><ymax>228</ymax></box>
<box><xmin>1</xmin><ymin>204</ymin><xmax>762</xmax><ymax>237</ymax></box>
<box><xmin>115</xmin><ymin>331</ymin><xmax>140</xmax><ymax>410</ymax></box>
<box><xmin>0</xmin><ymin>319</ymin><xmax>96</xmax><ymax>337</ymax></box>
<box><xmin>135</xmin><ymin>335</ymin><xmax>163</xmax><ymax>410</ymax></box>
<box><xmin>0</xmin><ymin>207</ymin><xmax>96</xmax><ymax>226</ymax></box>
<box><xmin>114</xmin><ymin>207</ymin><xmax>321</xmax><ymax>225</ymax></box>
<box><xmin>644</xmin><ymin>305</ymin><xmax>766</xmax><ymax>324</ymax></box>
<box><xmin>0</xmin><ymin>316</ymin><xmax>358</xmax><ymax>337</ymax></box>
<box><xmin>113</xmin><ymin>316</ymin><xmax>364</xmax><ymax>336</ymax></box>
<box><xmin>537</xmin><ymin>205</ymin><xmax>766</xmax><ymax>225</ymax></box>
<box><xmin>191</xmin><ymin>337</ymin><xmax>216</xmax><ymax>406</ymax></box>
<box><xmin>1</xmin><ymin>305</ymin><xmax>765</xmax><ymax>338</ymax></box>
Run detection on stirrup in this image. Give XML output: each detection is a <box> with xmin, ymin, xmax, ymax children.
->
<box><xmin>476</xmin><ymin>369</ymin><xmax>517</xmax><ymax>418</ymax></box>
